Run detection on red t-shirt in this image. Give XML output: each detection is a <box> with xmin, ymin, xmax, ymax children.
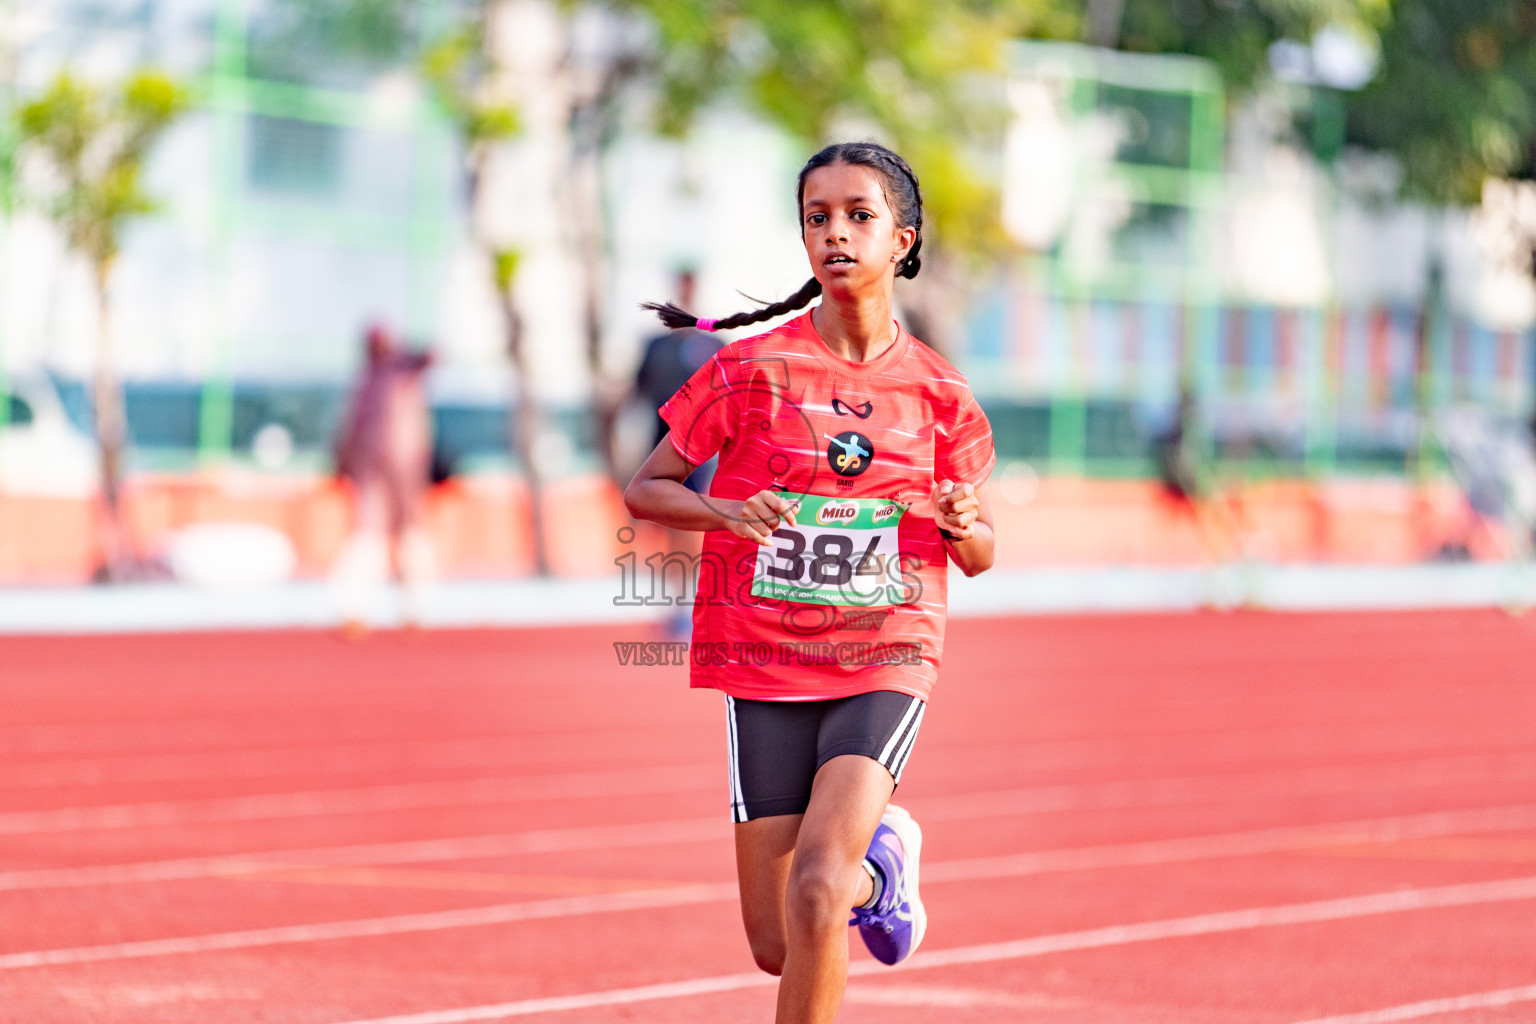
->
<box><xmin>659</xmin><ymin>310</ymin><xmax>996</xmax><ymax>702</ymax></box>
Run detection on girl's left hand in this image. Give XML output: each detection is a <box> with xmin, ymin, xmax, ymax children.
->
<box><xmin>936</xmin><ymin>480</ymin><xmax>979</xmax><ymax>540</ymax></box>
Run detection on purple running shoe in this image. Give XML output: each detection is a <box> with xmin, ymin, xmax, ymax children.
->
<box><xmin>850</xmin><ymin>804</ymin><xmax>926</xmax><ymax>965</ymax></box>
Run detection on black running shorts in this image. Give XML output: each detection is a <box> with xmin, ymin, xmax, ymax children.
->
<box><xmin>724</xmin><ymin>690</ymin><xmax>926</xmax><ymax>823</ymax></box>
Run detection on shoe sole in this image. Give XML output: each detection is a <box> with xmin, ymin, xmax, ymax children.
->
<box><xmin>879</xmin><ymin>803</ymin><xmax>926</xmax><ymax>957</ymax></box>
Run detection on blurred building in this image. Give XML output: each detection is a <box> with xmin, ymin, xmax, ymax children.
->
<box><xmin>985</xmin><ymin>42</ymin><xmax>1534</xmax><ymax>482</ymax></box>
<box><xmin>0</xmin><ymin>0</ymin><xmax>808</xmax><ymax>476</ymax></box>
<box><xmin>1</xmin><ymin>4</ymin><xmax>1533</xmax><ymax>581</ymax></box>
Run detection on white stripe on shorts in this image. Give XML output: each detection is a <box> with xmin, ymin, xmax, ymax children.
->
<box><xmin>889</xmin><ymin>702</ymin><xmax>925</xmax><ymax>781</ymax></box>
<box><xmin>724</xmin><ymin>696</ymin><xmax>747</xmax><ymax>823</ymax></box>
<box><xmin>877</xmin><ymin>697</ymin><xmax>923</xmax><ymax>767</ymax></box>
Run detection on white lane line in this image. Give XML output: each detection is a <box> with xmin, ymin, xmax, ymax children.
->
<box><xmin>318</xmin><ymin>876</ymin><xmax>1536</xmax><ymax>1024</ymax></box>
<box><xmin>5</xmin><ymin>805</ymin><xmax>1536</xmax><ymax>969</ymax></box>
<box><xmin>0</xmin><ymin>734</ymin><xmax>660</xmax><ymax>791</ymax></box>
<box><xmin>843</xmin><ymin>983</ymin><xmax>1079</xmax><ymax>1010</ymax></box>
<box><xmin>878</xmin><ymin>874</ymin><xmax>1536</xmax><ymax>970</ymax></box>
<box><xmin>0</xmin><ymin>765</ymin><xmax>709</xmax><ymax>836</ymax></box>
<box><xmin>9</xmin><ymin>732</ymin><xmax>1529</xmax><ymax>795</ymax></box>
<box><xmin>1285</xmin><ymin>983</ymin><xmax>1536</xmax><ymax>1023</ymax></box>
<box><xmin>917</xmin><ymin>752</ymin><xmax>1536</xmax><ymax>825</ymax></box>
<box><xmin>6</xmin><ymin>800</ymin><xmax>1536</xmax><ymax>896</ymax></box>
<box><xmin>9</xmin><ymin>747</ymin><xmax>1533</xmax><ymax>838</ymax></box>
<box><xmin>0</xmin><ymin>816</ymin><xmax>729</xmax><ymax>892</ymax></box>
<box><xmin>331</xmin><ymin>972</ymin><xmax>777</xmax><ymax>1024</ymax></box>
<box><xmin>0</xmin><ymin>883</ymin><xmax>740</xmax><ymax>970</ymax></box>
<box><xmin>923</xmin><ymin>802</ymin><xmax>1536</xmax><ymax>884</ymax></box>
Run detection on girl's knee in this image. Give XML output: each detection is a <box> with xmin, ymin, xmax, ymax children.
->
<box><xmin>786</xmin><ymin>861</ymin><xmax>855</xmax><ymax>931</ymax></box>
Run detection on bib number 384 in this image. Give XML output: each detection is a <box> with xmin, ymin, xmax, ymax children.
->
<box><xmin>750</xmin><ymin>493</ymin><xmax>907</xmax><ymax>607</ymax></box>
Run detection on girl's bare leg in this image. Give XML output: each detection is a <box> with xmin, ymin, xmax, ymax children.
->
<box><xmin>773</xmin><ymin>754</ymin><xmax>892</xmax><ymax>1024</ymax></box>
<box><xmin>734</xmin><ymin>813</ymin><xmax>800</xmax><ymax>976</ymax></box>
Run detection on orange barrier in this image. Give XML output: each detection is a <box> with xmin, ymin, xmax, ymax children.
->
<box><xmin>989</xmin><ymin>477</ymin><xmax>1492</xmax><ymax>566</ymax></box>
<box><xmin>0</xmin><ymin>473</ymin><xmax>1505</xmax><ymax>585</ymax></box>
<box><xmin>0</xmin><ymin>495</ymin><xmax>98</xmax><ymax>582</ymax></box>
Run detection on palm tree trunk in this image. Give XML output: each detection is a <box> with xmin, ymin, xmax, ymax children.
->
<box><xmin>92</xmin><ymin>262</ymin><xmax>133</xmax><ymax>582</ymax></box>
<box><xmin>569</xmin><ymin>149</ymin><xmax>620</xmax><ymax>480</ymax></box>
<box><xmin>555</xmin><ymin>118</ymin><xmax>626</xmax><ymax>487</ymax></box>
<box><xmin>498</xmin><ymin>282</ymin><xmax>551</xmax><ymax>577</ymax></box>
<box><xmin>561</xmin><ymin>40</ymin><xmax>641</xmax><ymax>484</ymax></box>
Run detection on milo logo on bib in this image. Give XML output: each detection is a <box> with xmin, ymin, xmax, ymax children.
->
<box><xmin>817</xmin><ymin>501</ymin><xmax>859</xmax><ymax>526</ymax></box>
<box><xmin>753</xmin><ymin>493</ymin><xmax>910</xmax><ymax>608</ymax></box>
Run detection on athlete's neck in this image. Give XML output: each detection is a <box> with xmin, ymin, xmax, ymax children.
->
<box><xmin>811</xmin><ymin>292</ymin><xmax>898</xmax><ymax>364</ymax></box>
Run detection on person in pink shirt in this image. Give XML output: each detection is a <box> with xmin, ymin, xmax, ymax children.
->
<box><xmin>625</xmin><ymin>142</ymin><xmax>997</xmax><ymax>1023</ymax></box>
<box><xmin>332</xmin><ymin>324</ymin><xmax>437</xmax><ymax>632</ymax></box>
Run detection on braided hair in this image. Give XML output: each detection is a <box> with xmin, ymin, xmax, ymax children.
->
<box><xmin>641</xmin><ymin>141</ymin><xmax>924</xmax><ymax>332</ymax></box>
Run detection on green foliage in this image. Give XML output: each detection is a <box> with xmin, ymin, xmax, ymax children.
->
<box><xmin>248</xmin><ymin>0</ymin><xmax>418</xmax><ymax>84</ymax></box>
<box><xmin>1117</xmin><ymin>0</ymin><xmax>1390</xmax><ymax>91</ymax></box>
<box><xmin>621</xmin><ymin>0</ymin><xmax>1078</xmax><ymax>257</ymax></box>
<box><xmin>420</xmin><ymin>23</ymin><xmax>521</xmax><ymax>148</ymax></box>
<box><xmin>229</xmin><ymin>0</ymin><xmax>1084</xmax><ymax>259</ymax></box>
<box><xmin>493</xmin><ymin>247</ymin><xmax>522</xmax><ymax>292</ymax></box>
<box><xmin>1345</xmin><ymin>0</ymin><xmax>1536</xmax><ymax>203</ymax></box>
<box><xmin>0</xmin><ymin>134</ymin><xmax>15</xmax><ymax>213</ymax></box>
<box><xmin>14</xmin><ymin>70</ymin><xmax>188</xmax><ymax>271</ymax></box>
<box><xmin>1079</xmin><ymin>0</ymin><xmax>1536</xmax><ymax>207</ymax></box>
<box><xmin>239</xmin><ymin>0</ymin><xmax>521</xmax><ymax>148</ymax></box>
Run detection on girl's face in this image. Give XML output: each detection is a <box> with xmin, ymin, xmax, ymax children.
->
<box><xmin>800</xmin><ymin>162</ymin><xmax>916</xmax><ymax>296</ymax></box>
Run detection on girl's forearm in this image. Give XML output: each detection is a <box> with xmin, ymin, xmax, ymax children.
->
<box><xmin>624</xmin><ymin>477</ymin><xmax>739</xmax><ymax>532</ymax></box>
<box><xmin>944</xmin><ymin>521</ymin><xmax>995</xmax><ymax>577</ymax></box>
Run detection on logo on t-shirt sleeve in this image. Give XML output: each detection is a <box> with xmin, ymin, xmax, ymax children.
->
<box><xmin>825</xmin><ymin>431</ymin><xmax>874</xmax><ymax>477</ymax></box>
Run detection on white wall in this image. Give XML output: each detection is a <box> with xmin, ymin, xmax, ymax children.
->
<box><xmin>0</xmin><ymin>0</ymin><xmax>816</xmax><ymax>405</ymax></box>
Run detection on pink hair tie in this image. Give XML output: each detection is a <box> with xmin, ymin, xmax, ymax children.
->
<box><xmin>695</xmin><ymin>318</ymin><xmax>718</xmax><ymax>332</ymax></box>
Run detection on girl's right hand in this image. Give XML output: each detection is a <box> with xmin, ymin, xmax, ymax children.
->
<box><xmin>724</xmin><ymin>491</ymin><xmax>799</xmax><ymax>545</ymax></box>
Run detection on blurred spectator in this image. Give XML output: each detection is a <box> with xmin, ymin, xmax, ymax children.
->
<box><xmin>635</xmin><ymin>271</ymin><xmax>724</xmax><ymax>458</ymax></box>
<box><xmin>632</xmin><ymin>271</ymin><xmax>723</xmax><ymax>637</ymax></box>
<box><xmin>1435</xmin><ymin>408</ymin><xmax>1536</xmax><ymax>563</ymax></box>
<box><xmin>331</xmin><ymin>324</ymin><xmax>437</xmax><ymax>633</ymax></box>
<box><xmin>1155</xmin><ymin>387</ymin><xmax>1201</xmax><ymax>507</ymax></box>
<box><xmin>1156</xmin><ymin>387</ymin><xmax>1250</xmax><ymax>603</ymax></box>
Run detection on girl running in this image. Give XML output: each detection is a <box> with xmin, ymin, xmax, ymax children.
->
<box><xmin>623</xmin><ymin>141</ymin><xmax>996</xmax><ymax>1023</ymax></box>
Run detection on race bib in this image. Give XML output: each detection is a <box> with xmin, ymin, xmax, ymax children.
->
<box><xmin>751</xmin><ymin>493</ymin><xmax>909</xmax><ymax>607</ymax></box>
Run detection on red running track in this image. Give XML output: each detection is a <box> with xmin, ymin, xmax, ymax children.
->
<box><xmin>1</xmin><ymin>610</ymin><xmax>1535</xmax><ymax>1023</ymax></box>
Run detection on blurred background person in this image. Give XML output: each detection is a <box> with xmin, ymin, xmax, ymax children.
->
<box><xmin>332</xmin><ymin>323</ymin><xmax>438</xmax><ymax>634</ymax></box>
<box><xmin>632</xmin><ymin>270</ymin><xmax>724</xmax><ymax>638</ymax></box>
<box><xmin>1156</xmin><ymin>386</ymin><xmax>1251</xmax><ymax>606</ymax></box>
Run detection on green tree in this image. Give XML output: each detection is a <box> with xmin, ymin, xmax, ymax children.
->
<box><xmin>1344</xmin><ymin>0</ymin><xmax>1536</xmax><ymax>204</ymax></box>
<box><xmin>251</xmin><ymin>0</ymin><xmax>555</xmax><ymax>574</ymax></box>
<box><xmin>1344</xmin><ymin>0</ymin><xmax>1536</xmax><ymax>486</ymax></box>
<box><xmin>14</xmin><ymin>70</ymin><xmax>187</xmax><ymax>582</ymax></box>
<box><xmin>1096</xmin><ymin>0</ymin><xmax>1389</xmax><ymax>87</ymax></box>
<box><xmin>1104</xmin><ymin>1</ymin><xmax>1536</xmax><ymax>201</ymax></box>
<box><xmin>249</xmin><ymin>0</ymin><xmax>1079</xmax><ymax>472</ymax></box>
<box><xmin>628</xmin><ymin>0</ymin><xmax>1077</xmax><ymax>349</ymax></box>
<box><xmin>418</xmin><ymin>8</ymin><xmax>556</xmax><ymax>575</ymax></box>
<box><xmin>247</xmin><ymin>0</ymin><xmax>419</xmax><ymax>84</ymax></box>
